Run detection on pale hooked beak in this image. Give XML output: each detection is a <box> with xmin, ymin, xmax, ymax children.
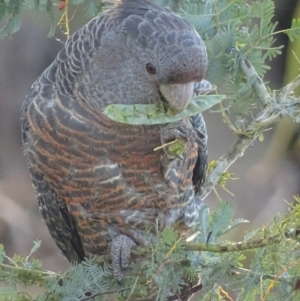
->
<box><xmin>159</xmin><ymin>82</ymin><xmax>194</xmax><ymax>114</ymax></box>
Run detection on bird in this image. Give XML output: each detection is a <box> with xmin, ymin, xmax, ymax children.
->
<box><xmin>21</xmin><ymin>0</ymin><xmax>208</xmax><ymax>279</ymax></box>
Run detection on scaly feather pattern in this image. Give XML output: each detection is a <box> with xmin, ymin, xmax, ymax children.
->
<box><xmin>21</xmin><ymin>0</ymin><xmax>208</xmax><ymax>276</ymax></box>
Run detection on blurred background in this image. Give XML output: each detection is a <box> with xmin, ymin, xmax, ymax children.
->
<box><xmin>0</xmin><ymin>0</ymin><xmax>299</xmax><ymax>277</ymax></box>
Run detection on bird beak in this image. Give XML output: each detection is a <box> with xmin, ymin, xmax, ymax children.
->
<box><xmin>159</xmin><ymin>82</ymin><xmax>194</xmax><ymax>114</ymax></box>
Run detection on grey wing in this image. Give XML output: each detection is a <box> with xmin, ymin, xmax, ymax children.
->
<box><xmin>20</xmin><ymin>70</ymin><xmax>86</xmax><ymax>264</ymax></box>
<box><xmin>191</xmin><ymin>80</ymin><xmax>209</xmax><ymax>194</ymax></box>
<box><xmin>191</xmin><ymin>113</ymin><xmax>207</xmax><ymax>194</ymax></box>
<box><xmin>29</xmin><ymin>168</ymin><xmax>85</xmax><ymax>262</ymax></box>
<box><xmin>21</xmin><ymin>65</ymin><xmax>84</xmax><ymax>261</ymax></box>
<box><xmin>19</xmin><ymin>11</ymin><xmax>111</xmax><ymax>262</ymax></box>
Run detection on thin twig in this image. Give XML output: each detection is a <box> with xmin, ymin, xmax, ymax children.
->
<box><xmin>80</xmin><ymin>287</ymin><xmax>130</xmax><ymax>301</ymax></box>
<box><xmin>125</xmin><ymin>275</ymin><xmax>140</xmax><ymax>301</ymax></box>
<box><xmin>167</xmin><ymin>283</ymin><xmax>203</xmax><ymax>301</ymax></box>
<box><xmin>200</xmin><ymin>61</ymin><xmax>300</xmax><ymax>200</ymax></box>
<box><xmin>153</xmin><ymin>139</ymin><xmax>178</xmax><ymax>151</ymax></box>
<box><xmin>187</xmin><ymin>228</ymin><xmax>300</xmax><ymax>253</ymax></box>
<box><xmin>93</xmin><ymin>228</ymin><xmax>300</xmax><ymax>266</ymax></box>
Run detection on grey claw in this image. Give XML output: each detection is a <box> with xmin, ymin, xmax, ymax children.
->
<box><xmin>110</xmin><ymin>234</ymin><xmax>136</xmax><ymax>279</ymax></box>
<box><xmin>193</xmin><ymin>79</ymin><xmax>216</xmax><ymax>95</ymax></box>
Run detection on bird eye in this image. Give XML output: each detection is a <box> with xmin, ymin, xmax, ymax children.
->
<box><xmin>146</xmin><ymin>63</ymin><xmax>156</xmax><ymax>75</ymax></box>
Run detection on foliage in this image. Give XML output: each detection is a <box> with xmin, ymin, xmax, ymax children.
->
<box><xmin>2</xmin><ymin>0</ymin><xmax>300</xmax><ymax>300</ymax></box>
<box><xmin>0</xmin><ymin>0</ymin><xmax>23</xmax><ymax>38</ymax></box>
<box><xmin>2</xmin><ymin>201</ymin><xmax>300</xmax><ymax>300</ymax></box>
<box><xmin>0</xmin><ymin>0</ymin><xmax>105</xmax><ymax>38</ymax></box>
<box><xmin>173</xmin><ymin>0</ymin><xmax>300</xmax><ymax>118</ymax></box>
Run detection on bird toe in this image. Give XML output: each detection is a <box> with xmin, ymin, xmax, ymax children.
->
<box><xmin>110</xmin><ymin>234</ymin><xmax>136</xmax><ymax>280</ymax></box>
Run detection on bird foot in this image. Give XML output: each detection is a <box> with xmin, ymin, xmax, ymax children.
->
<box><xmin>193</xmin><ymin>79</ymin><xmax>215</xmax><ymax>96</ymax></box>
<box><xmin>160</xmin><ymin>123</ymin><xmax>194</xmax><ymax>159</ymax></box>
<box><xmin>110</xmin><ymin>234</ymin><xmax>136</xmax><ymax>280</ymax></box>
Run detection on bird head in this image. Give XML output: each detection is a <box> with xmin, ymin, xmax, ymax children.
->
<box><xmin>69</xmin><ymin>0</ymin><xmax>208</xmax><ymax>114</ymax></box>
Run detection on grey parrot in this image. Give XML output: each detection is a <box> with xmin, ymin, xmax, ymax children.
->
<box><xmin>21</xmin><ymin>0</ymin><xmax>208</xmax><ymax>279</ymax></box>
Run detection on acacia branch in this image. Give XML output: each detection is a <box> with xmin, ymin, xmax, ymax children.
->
<box><xmin>187</xmin><ymin>228</ymin><xmax>300</xmax><ymax>253</ymax></box>
<box><xmin>93</xmin><ymin>228</ymin><xmax>300</xmax><ymax>266</ymax></box>
<box><xmin>200</xmin><ymin>57</ymin><xmax>300</xmax><ymax>200</ymax></box>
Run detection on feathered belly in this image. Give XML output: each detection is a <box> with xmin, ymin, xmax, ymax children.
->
<box><xmin>25</xmin><ymin>100</ymin><xmax>199</xmax><ymax>253</ymax></box>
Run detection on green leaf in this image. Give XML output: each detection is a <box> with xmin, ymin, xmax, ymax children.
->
<box><xmin>0</xmin><ymin>245</ymin><xmax>5</xmax><ymax>264</ymax></box>
<box><xmin>26</xmin><ymin>240</ymin><xmax>41</xmax><ymax>260</ymax></box>
<box><xmin>0</xmin><ymin>286</ymin><xmax>17</xmax><ymax>298</ymax></box>
<box><xmin>46</xmin><ymin>0</ymin><xmax>56</xmax><ymax>37</ymax></box>
<box><xmin>160</xmin><ymin>228</ymin><xmax>179</xmax><ymax>246</ymax></box>
<box><xmin>286</xmin><ymin>18</ymin><xmax>300</xmax><ymax>42</ymax></box>
<box><xmin>0</xmin><ymin>15</ymin><xmax>22</xmax><ymax>39</ymax></box>
<box><xmin>208</xmin><ymin>202</ymin><xmax>235</xmax><ymax>241</ymax></box>
<box><xmin>196</xmin><ymin>205</ymin><xmax>210</xmax><ymax>243</ymax></box>
<box><xmin>167</xmin><ymin>139</ymin><xmax>186</xmax><ymax>157</ymax></box>
<box><xmin>243</xmin><ymin>228</ymin><xmax>262</xmax><ymax>242</ymax></box>
<box><xmin>222</xmin><ymin>218</ymin><xmax>249</xmax><ymax>236</ymax></box>
<box><xmin>103</xmin><ymin>94</ymin><xmax>226</xmax><ymax>125</ymax></box>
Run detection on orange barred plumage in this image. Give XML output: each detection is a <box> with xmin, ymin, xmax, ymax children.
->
<box><xmin>21</xmin><ymin>0</ymin><xmax>208</xmax><ymax>278</ymax></box>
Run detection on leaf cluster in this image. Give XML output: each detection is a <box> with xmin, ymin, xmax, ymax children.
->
<box><xmin>0</xmin><ymin>0</ymin><xmax>23</xmax><ymax>38</ymax></box>
<box><xmin>0</xmin><ymin>0</ymin><xmax>105</xmax><ymax>39</ymax></box>
<box><xmin>163</xmin><ymin>0</ymin><xmax>300</xmax><ymax>120</ymax></box>
<box><xmin>2</xmin><ymin>201</ymin><xmax>300</xmax><ymax>301</ymax></box>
